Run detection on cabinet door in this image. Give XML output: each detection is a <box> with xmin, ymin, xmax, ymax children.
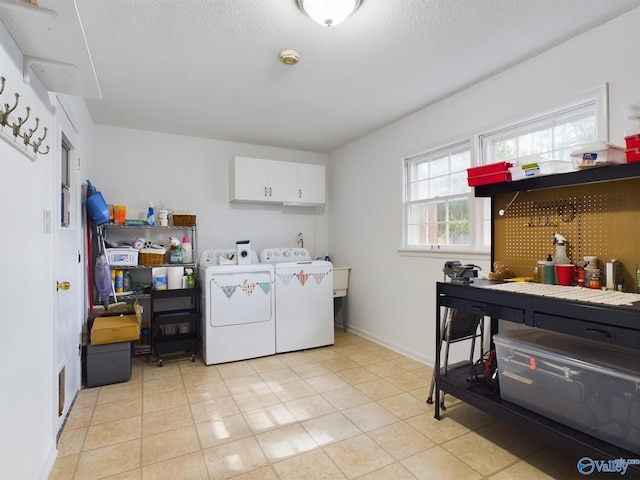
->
<box><xmin>297</xmin><ymin>163</ymin><xmax>325</xmax><ymax>204</ymax></box>
<box><xmin>230</xmin><ymin>157</ymin><xmax>269</xmax><ymax>202</ymax></box>
<box><xmin>267</xmin><ymin>160</ymin><xmax>298</xmax><ymax>202</ymax></box>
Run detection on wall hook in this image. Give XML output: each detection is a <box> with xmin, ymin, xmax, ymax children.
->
<box><xmin>1</xmin><ymin>93</ymin><xmax>19</xmax><ymax>126</ymax></box>
<box><xmin>33</xmin><ymin>127</ymin><xmax>49</xmax><ymax>155</ymax></box>
<box><xmin>22</xmin><ymin>116</ymin><xmax>39</xmax><ymax>146</ymax></box>
<box><xmin>0</xmin><ymin>74</ymin><xmax>50</xmax><ymax>158</ymax></box>
<box><xmin>12</xmin><ymin>106</ymin><xmax>30</xmax><ymax>137</ymax></box>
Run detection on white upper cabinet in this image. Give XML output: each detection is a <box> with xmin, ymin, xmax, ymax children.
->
<box><xmin>268</xmin><ymin>160</ymin><xmax>299</xmax><ymax>202</ymax></box>
<box><xmin>296</xmin><ymin>163</ymin><xmax>325</xmax><ymax>205</ymax></box>
<box><xmin>230</xmin><ymin>157</ymin><xmax>325</xmax><ymax>205</ymax></box>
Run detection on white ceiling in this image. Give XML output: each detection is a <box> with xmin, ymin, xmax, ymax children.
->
<box><xmin>67</xmin><ymin>1</ymin><xmax>640</xmax><ymax>152</ymax></box>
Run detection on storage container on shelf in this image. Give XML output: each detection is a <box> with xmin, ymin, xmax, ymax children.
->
<box><xmin>509</xmin><ymin>155</ymin><xmax>573</xmax><ymax>180</ymax></box>
<box><xmin>172</xmin><ymin>212</ymin><xmax>197</xmax><ymax>227</ymax></box>
<box><xmin>105</xmin><ymin>247</ymin><xmax>139</xmax><ymax>266</ymax></box>
<box><xmin>626</xmin><ymin>147</ymin><xmax>640</xmax><ymax>163</ymax></box>
<box><xmin>139</xmin><ymin>248</ymin><xmax>166</xmax><ymax>265</ymax></box>
<box><xmin>624</xmin><ymin>126</ymin><xmax>640</xmax><ymax>150</ymax></box>
<box><xmin>467</xmin><ymin>162</ymin><xmax>513</xmax><ymax>187</ymax></box>
<box><xmin>570</xmin><ymin>142</ymin><xmax>626</xmax><ymax>169</ymax></box>
<box><xmin>494</xmin><ymin>328</ymin><xmax>640</xmax><ymax>453</ymax></box>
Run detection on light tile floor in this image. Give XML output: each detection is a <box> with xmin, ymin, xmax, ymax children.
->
<box><xmin>50</xmin><ymin>329</ymin><xmax>586</xmax><ymax>479</ymax></box>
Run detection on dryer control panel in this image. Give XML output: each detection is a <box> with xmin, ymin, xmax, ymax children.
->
<box><xmin>259</xmin><ymin>247</ymin><xmax>312</xmax><ymax>263</ymax></box>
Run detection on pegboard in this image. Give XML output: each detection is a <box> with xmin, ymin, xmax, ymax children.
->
<box><xmin>493</xmin><ymin>177</ymin><xmax>640</xmax><ymax>290</ymax></box>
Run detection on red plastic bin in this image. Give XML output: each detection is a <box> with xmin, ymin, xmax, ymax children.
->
<box><xmin>625</xmin><ymin>134</ymin><xmax>640</xmax><ymax>150</ymax></box>
<box><xmin>467</xmin><ymin>171</ymin><xmax>512</xmax><ymax>187</ymax></box>
<box><xmin>626</xmin><ymin>147</ymin><xmax>640</xmax><ymax>163</ymax></box>
<box><xmin>467</xmin><ymin>162</ymin><xmax>513</xmax><ymax>187</ymax></box>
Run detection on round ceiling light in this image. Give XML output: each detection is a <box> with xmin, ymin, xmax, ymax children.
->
<box><xmin>297</xmin><ymin>0</ymin><xmax>361</xmax><ymax>27</ymax></box>
<box><xmin>279</xmin><ymin>49</ymin><xmax>301</xmax><ymax>66</ymax></box>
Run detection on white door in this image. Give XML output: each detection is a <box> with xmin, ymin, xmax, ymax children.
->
<box><xmin>54</xmin><ymin>99</ymin><xmax>83</xmax><ymax>431</ymax></box>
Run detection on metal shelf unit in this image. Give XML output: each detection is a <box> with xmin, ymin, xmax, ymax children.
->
<box><xmin>95</xmin><ymin>223</ymin><xmax>200</xmax><ymax>357</ymax></box>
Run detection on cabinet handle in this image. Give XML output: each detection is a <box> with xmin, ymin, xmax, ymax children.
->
<box><xmin>269</xmin><ymin>187</ymin><xmax>272</xmax><ymax>197</ymax></box>
<box><xmin>583</xmin><ymin>327</ymin><xmax>613</xmax><ymax>338</ymax></box>
<box><xmin>298</xmin><ymin>189</ymin><xmax>302</xmax><ymax>199</ymax></box>
<box><xmin>264</xmin><ymin>187</ymin><xmax>268</xmax><ymax>197</ymax></box>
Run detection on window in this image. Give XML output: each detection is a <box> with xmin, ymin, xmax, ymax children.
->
<box><xmin>481</xmin><ymin>103</ymin><xmax>598</xmax><ymax>166</ymax></box>
<box><xmin>61</xmin><ymin>139</ymin><xmax>71</xmax><ymax>228</ymax></box>
<box><xmin>402</xmin><ymin>85</ymin><xmax>606</xmax><ymax>254</ymax></box>
<box><xmin>478</xmin><ymin>89</ymin><xmax>603</xmax><ymax>247</ymax></box>
<box><xmin>404</xmin><ymin>142</ymin><xmax>473</xmax><ymax>250</ymax></box>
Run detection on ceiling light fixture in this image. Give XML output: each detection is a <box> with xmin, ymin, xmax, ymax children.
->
<box><xmin>297</xmin><ymin>0</ymin><xmax>361</xmax><ymax>27</ymax></box>
<box><xmin>279</xmin><ymin>49</ymin><xmax>301</xmax><ymax>65</ymax></box>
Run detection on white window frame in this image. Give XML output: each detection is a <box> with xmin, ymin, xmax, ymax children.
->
<box><xmin>400</xmin><ymin>85</ymin><xmax>607</xmax><ymax>258</ymax></box>
<box><xmin>480</xmin><ymin>85</ymin><xmax>608</xmax><ymax>167</ymax></box>
<box><xmin>402</xmin><ymin>140</ymin><xmax>484</xmax><ymax>255</ymax></box>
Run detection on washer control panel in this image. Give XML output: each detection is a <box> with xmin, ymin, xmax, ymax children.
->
<box><xmin>259</xmin><ymin>247</ymin><xmax>312</xmax><ymax>263</ymax></box>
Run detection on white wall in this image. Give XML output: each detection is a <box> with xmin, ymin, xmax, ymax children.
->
<box><xmin>0</xmin><ymin>24</ymin><xmax>58</xmax><ymax>480</ymax></box>
<box><xmin>3</xmin><ymin>7</ymin><xmax>640</xmax><ymax>478</ymax></box>
<box><xmin>327</xmin><ymin>8</ymin><xmax>640</xmax><ymax>365</ymax></box>
<box><xmin>85</xmin><ymin>126</ymin><xmax>330</xmax><ymax>258</ymax></box>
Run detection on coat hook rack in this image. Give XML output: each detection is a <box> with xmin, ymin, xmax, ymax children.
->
<box><xmin>0</xmin><ymin>76</ymin><xmax>50</xmax><ymax>160</ymax></box>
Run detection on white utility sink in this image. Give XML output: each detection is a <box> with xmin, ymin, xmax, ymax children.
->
<box><xmin>333</xmin><ymin>267</ymin><xmax>351</xmax><ymax>297</ymax></box>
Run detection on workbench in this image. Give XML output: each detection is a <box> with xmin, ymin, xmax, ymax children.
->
<box><xmin>433</xmin><ymin>279</ymin><xmax>640</xmax><ymax>465</ymax></box>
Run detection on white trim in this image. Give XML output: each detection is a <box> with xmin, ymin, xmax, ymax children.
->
<box><xmin>398</xmin><ymin>248</ymin><xmax>491</xmax><ymax>261</ymax></box>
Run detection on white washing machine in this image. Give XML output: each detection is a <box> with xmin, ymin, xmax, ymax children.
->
<box><xmin>259</xmin><ymin>248</ymin><xmax>334</xmax><ymax>353</ymax></box>
<box><xmin>199</xmin><ymin>249</ymin><xmax>275</xmax><ymax>365</ymax></box>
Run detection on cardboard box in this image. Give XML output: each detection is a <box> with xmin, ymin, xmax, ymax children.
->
<box><xmin>91</xmin><ymin>300</ymin><xmax>142</xmax><ymax>345</ymax></box>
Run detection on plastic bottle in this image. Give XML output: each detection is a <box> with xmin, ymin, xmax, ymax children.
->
<box><xmin>185</xmin><ymin>268</ymin><xmax>195</xmax><ymax>288</ymax></box>
<box><xmin>543</xmin><ymin>254</ymin><xmax>556</xmax><ymax>285</ymax></box>
<box><xmin>553</xmin><ymin>233</ymin><xmax>570</xmax><ymax>265</ymax></box>
<box><xmin>181</xmin><ymin>236</ymin><xmax>193</xmax><ymax>263</ymax></box>
<box><xmin>115</xmin><ymin>269</ymin><xmax>124</xmax><ymax>293</ymax></box>
<box><xmin>147</xmin><ymin>202</ymin><xmax>155</xmax><ymax>226</ymax></box>
<box><xmin>123</xmin><ymin>270</ymin><xmax>131</xmax><ymax>292</ymax></box>
<box><xmin>170</xmin><ymin>246</ymin><xmax>183</xmax><ymax>264</ymax></box>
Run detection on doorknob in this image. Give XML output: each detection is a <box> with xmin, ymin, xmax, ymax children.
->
<box><xmin>56</xmin><ymin>281</ymin><xmax>71</xmax><ymax>291</ymax></box>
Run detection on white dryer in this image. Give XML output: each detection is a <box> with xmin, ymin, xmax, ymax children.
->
<box><xmin>260</xmin><ymin>248</ymin><xmax>334</xmax><ymax>353</ymax></box>
<box><xmin>199</xmin><ymin>249</ymin><xmax>275</xmax><ymax>365</ymax></box>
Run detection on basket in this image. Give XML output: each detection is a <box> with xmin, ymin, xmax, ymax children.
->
<box><xmin>139</xmin><ymin>248</ymin><xmax>166</xmax><ymax>265</ymax></box>
<box><xmin>172</xmin><ymin>213</ymin><xmax>196</xmax><ymax>227</ymax></box>
<box><xmin>105</xmin><ymin>248</ymin><xmax>138</xmax><ymax>266</ymax></box>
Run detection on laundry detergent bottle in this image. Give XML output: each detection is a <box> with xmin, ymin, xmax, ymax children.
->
<box><xmin>181</xmin><ymin>236</ymin><xmax>193</xmax><ymax>263</ymax></box>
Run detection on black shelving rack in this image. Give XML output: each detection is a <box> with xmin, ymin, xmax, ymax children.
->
<box><xmin>150</xmin><ymin>287</ymin><xmax>201</xmax><ymax>366</ymax></box>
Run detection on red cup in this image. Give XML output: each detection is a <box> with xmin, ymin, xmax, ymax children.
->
<box><xmin>555</xmin><ymin>264</ymin><xmax>576</xmax><ymax>286</ymax></box>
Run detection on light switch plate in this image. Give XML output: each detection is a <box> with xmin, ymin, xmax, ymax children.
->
<box><xmin>43</xmin><ymin>209</ymin><xmax>52</xmax><ymax>234</ymax></box>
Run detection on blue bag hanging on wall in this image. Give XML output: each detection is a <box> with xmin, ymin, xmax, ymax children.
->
<box><xmin>85</xmin><ymin>180</ymin><xmax>110</xmax><ymax>225</ymax></box>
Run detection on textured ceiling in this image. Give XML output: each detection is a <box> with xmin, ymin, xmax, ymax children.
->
<box><xmin>72</xmin><ymin>0</ymin><xmax>640</xmax><ymax>153</ymax></box>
